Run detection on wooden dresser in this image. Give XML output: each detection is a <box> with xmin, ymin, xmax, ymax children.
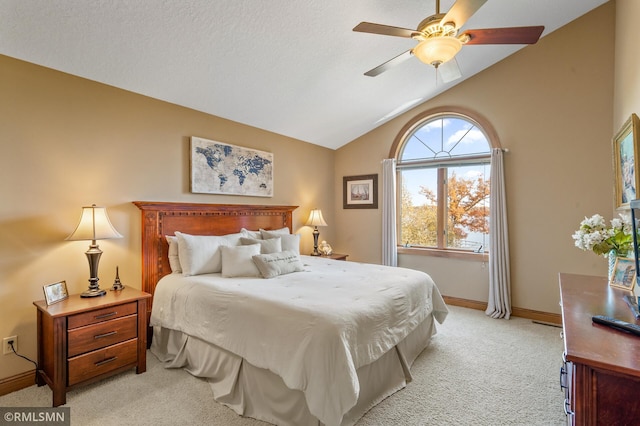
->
<box><xmin>559</xmin><ymin>273</ymin><xmax>640</xmax><ymax>425</ymax></box>
<box><xmin>34</xmin><ymin>289</ymin><xmax>151</xmax><ymax>407</ymax></box>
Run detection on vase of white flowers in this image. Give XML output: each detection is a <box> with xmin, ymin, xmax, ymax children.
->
<box><xmin>572</xmin><ymin>214</ymin><xmax>633</xmax><ymax>281</ymax></box>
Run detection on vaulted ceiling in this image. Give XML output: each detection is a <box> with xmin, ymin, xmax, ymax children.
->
<box><xmin>0</xmin><ymin>0</ymin><xmax>608</xmax><ymax>149</ymax></box>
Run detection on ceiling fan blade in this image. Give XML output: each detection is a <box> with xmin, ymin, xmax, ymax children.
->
<box><xmin>440</xmin><ymin>0</ymin><xmax>488</xmax><ymax>29</ymax></box>
<box><xmin>353</xmin><ymin>22</ymin><xmax>419</xmax><ymax>38</ymax></box>
<box><xmin>364</xmin><ymin>50</ymin><xmax>413</xmax><ymax>77</ymax></box>
<box><xmin>438</xmin><ymin>59</ymin><xmax>462</xmax><ymax>83</ymax></box>
<box><xmin>462</xmin><ymin>26</ymin><xmax>545</xmax><ymax>45</ymax></box>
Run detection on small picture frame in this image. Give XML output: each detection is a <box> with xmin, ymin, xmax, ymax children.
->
<box><xmin>610</xmin><ymin>257</ymin><xmax>637</xmax><ymax>291</ymax></box>
<box><xmin>43</xmin><ymin>281</ymin><xmax>69</xmax><ymax>305</ymax></box>
<box><xmin>343</xmin><ymin>174</ymin><xmax>378</xmax><ymax>209</ymax></box>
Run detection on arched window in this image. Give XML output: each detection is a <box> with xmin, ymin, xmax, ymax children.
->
<box><xmin>393</xmin><ymin>110</ymin><xmax>496</xmax><ymax>254</ymax></box>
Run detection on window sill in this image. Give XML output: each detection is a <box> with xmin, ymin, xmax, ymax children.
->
<box><xmin>397</xmin><ymin>246</ymin><xmax>488</xmax><ymax>262</ymax></box>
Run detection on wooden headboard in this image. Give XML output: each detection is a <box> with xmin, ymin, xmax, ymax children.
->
<box><xmin>133</xmin><ymin>201</ymin><xmax>298</xmax><ymax>313</ymax></box>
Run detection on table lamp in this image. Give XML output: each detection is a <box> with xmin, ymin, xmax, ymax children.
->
<box><xmin>305</xmin><ymin>209</ymin><xmax>327</xmax><ymax>256</ymax></box>
<box><xmin>66</xmin><ymin>204</ymin><xmax>123</xmax><ymax>297</ymax></box>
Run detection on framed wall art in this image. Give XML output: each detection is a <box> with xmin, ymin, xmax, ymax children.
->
<box><xmin>610</xmin><ymin>257</ymin><xmax>636</xmax><ymax>291</ymax></box>
<box><xmin>190</xmin><ymin>136</ymin><xmax>273</xmax><ymax>197</ymax></box>
<box><xmin>613</xmin><ymin>113</ymin><xmax>640</xmax><ymax>209</ymax></box>
<box><xmin>343</xmin><ymin>174</ymin><xmax>378</xmax><ymax>209</ymax></box>
<box><xmin>43</xmin><ymin>280</ymin><xmax>69</xmax><ymax>305</ymax></box>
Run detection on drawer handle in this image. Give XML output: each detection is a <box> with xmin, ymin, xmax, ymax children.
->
<box><xmin>94</xmin><ymin>356</ymin><xmax>117</xmax><ymax>367</ymax></box>
<box><xmin>94</xmin><ymin>331</ymin><xmax>118</xmax><ymax>339</ymax></box>
<box><xmin>559</xmin><ymin>366</ymin><xmax>567</xmax><ymax>390</ymax></box>
<box><xmin>95</xmin><ymin>312</ymin><xmax>117</xmax><ymax>320</ymax></box>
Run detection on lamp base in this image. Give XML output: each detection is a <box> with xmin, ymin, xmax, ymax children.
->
<box><xmin>80</xmin><ymin>288</ymin><xmax>107</xmax><ymax>298</ymax></box>
<box><xmin>81</xmin><ymin>245</ymin><xmax>106</xmax><ymax>298</ymax></box>
<box><xmin>311</xmin><ymin>228</ymin><xmax>321</xmax><ymax>257</ymax></box>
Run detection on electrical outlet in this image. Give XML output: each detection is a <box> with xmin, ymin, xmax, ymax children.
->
<box><xmin>3</xmin><ymin>336</ymin><xmax>17</xmax><ymax>355</ymax></box>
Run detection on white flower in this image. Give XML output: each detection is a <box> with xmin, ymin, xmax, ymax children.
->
<box><xmin>573</xmin><ymin>213</ymin><xmax>633</xmax><ymax>257</ymax></box>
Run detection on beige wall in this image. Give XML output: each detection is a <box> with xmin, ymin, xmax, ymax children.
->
<box><xmin>614</xmin><ymin>1</ymin><xmax>640</xmax><ymax>130</ymax></box>
<box><xmin>335</xmin><ymin>2</ymin><xmax>616</xmax><ymax>313</ymax></box>
<box><xmin>0</xmin><ymin>56</ymin><xmax>334</xmax><ymax>379</ymax></box>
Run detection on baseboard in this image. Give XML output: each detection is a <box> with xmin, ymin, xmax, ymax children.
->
<box><xmin>443</xmin><ymin>296</ymin><xmax>488</xmax><ymax>311</ymax></box>
<box><xmin>0</xmin><ymin>369</ymin><xmax>36</xmax><ymax>397</ymax></box>
<box><xmin>443</xmin><ymin>296</ymin><xmax>562</xmax><ymax>325</ymax></box>
<box><xmin>511</xmin><ymin>306</ymin><xmax>562</xmax><ymax>325</ymax></box>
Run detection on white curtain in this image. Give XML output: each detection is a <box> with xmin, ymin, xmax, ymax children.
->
<box><xmin>381</xmin><ymin>158</ymin><xmax>397</xmax><ymax>266</ymax></box>
<box><xmin>486</xmin><ymin>148</ymin><xmax>511</xmax><ymax>319</ymax></box>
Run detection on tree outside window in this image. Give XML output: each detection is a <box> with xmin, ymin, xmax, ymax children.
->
<box><xmin>397</xmin><ymin>114</ymin><xmax>492</xmax><ymax>253</ymax></box>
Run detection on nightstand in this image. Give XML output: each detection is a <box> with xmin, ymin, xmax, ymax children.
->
<box><xmin>322</xmin><ymin>253</ymin><xmax>348</xmax><ymax>261</ymax></box>
<box><xmin>33</xmin><ymin>289</ymin><xmax>151</xmax><ymax>407</ymax></box>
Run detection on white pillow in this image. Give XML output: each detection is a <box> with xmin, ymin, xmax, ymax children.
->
<box><xmin>240</xmin><ymin>228</ymin><xmax>262</xmax><ymax>239</ymax></box>
<box><xmin>165</xmin><ymin>235</ymin><xmax>182</xmax><ymax>273</ymax></box>
<box><xmin>220</xmin><ymin>244</ymin><xmax>262</xmax><ymax>278</ymax></box>
<box><xmin>240</xmin><ymin>237</ymin><xmax>282</xmax><ymax>254</ymax></box>
<box><xmin>259</xmin><ymin>227</ymin><xmax>290</xmax><ymax>235</ymax></box>
<box><xmin>253</xmin><ymin>250</ymin><xmax>305</xmax><ymax>279</ymax></box>
<box><xmin>175</xmin><ymin>232</ymin><xmax>239</xmax><ymax>276</ymax></box>
<box><xmin>222</xmin><ymin>232</ymin><xmax>244</xmax><ymax>246</ymax></box>
<box><xmin>261</xmin><ymin>230</ymin><xmax>300</xmax><ymax>254</ymax></box>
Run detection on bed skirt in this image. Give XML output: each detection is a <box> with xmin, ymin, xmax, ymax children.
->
<box><xmin>151</xmin><ymin>315</ymin><xmax>436</xmax><ymax>426</ymax></box>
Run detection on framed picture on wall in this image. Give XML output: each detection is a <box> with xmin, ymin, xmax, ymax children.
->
<box><xmin>190</xmin><ymin>136</ymin><xmax>274</xmax><ymax>197</ymax></box>
<box><xmin>343</xmin><ymin>174</ymin><xmax>378</xmax><ymax>209</ymax></box>
<box><xmin>613</xmin><ymin>113</ymin><xmax>640</xmax><ymax>210</ymax></box>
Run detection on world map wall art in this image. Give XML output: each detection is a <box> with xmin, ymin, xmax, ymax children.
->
<box><xmin>190</xmin><ymin>136</ymin><xmax>274</xmax><ymax>197</ymax></box>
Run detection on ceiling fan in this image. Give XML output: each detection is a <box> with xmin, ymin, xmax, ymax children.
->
<box><xmin>353</xmin><ymin>0</ymin><xmax>544</xmax><ymax>82</ymax></box>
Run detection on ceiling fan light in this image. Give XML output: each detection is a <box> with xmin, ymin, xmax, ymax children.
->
<box><xmin>413</xmin><ymin>36</ymin><xmax>462</xmax><ymax>67</ymax></box>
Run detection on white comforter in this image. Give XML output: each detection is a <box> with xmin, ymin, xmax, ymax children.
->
<box><xmin>151</xmin><ymin>255</ymin><xmax>448</xmax><ymax>426</ymax></box>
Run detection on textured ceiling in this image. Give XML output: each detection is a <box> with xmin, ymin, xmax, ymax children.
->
<box><xmin>0</xmin><ymin>0</ymin><xmax>608</xmax><ymax>149</ymax></box>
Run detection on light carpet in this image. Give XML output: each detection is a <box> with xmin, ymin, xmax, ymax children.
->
<box><xmin>0</xmin><ymin>306</ymin><xmax>566</xmax><ymax>425</ymax></box>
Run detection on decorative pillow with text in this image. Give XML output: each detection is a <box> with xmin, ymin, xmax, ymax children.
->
<box><xmin>252</xmin><ymin>250</ymin><xmax>305</xmax><ymax>279</ymax></box>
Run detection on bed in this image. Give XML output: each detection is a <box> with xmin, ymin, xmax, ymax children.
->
<box><xmin>134</xmin><ymin>201</ymin><xmax>448</xmax><ymax>426</ymax></box>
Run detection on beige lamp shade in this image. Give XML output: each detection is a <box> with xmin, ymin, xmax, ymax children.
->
<box><xmin>305</xmin><ymin>209</ymin><xmax>328</xmax><ymax>227</ymax></box>
<box><xmin>66</xmin><ymin>205</ymin><xmax>123</xmax><ymax>242</ymax></box>
<box><xmin>413</xmin><ymin>36</ymin><xmax>462</xmax><ymax>67</ymax></box>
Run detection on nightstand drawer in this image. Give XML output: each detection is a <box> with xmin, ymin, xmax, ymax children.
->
<box><xmin>68</xmin><ymin>338</ymin><xmax>138</xmax><ymax>386</ymax></box>
<box><xmin>68</xmin><ymin>315</ymin><xmax>137</xmax><ymax>357</ymax></box>
<box><xmin>68</xmin><ymin>301</ymin><xmax>137</xmax><ymax>329</ymax></box>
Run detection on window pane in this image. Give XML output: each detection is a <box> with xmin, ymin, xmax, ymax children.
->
<box><xmin>446</xmin><ymin>164</ymin><xmax>490</xmax><ymax>252</ymax></box>
<box><xmin>401</xmin><ymin>116</ymin><xmax>490</xmax><ymax>162</ymax></box>
<box><xmin>443</xmin><ymin>118</ymin><xmax>490</xmax><ymax>157</ymax></box>
<box><xmin>401</xmin><ymin>121</ymin><xmax>442</xmax><ymax>162</ymax></box>
<box><xmin>400</xmin><ymin>168</ymin><xmax>438</xmax><ymax>247</ymax></box>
